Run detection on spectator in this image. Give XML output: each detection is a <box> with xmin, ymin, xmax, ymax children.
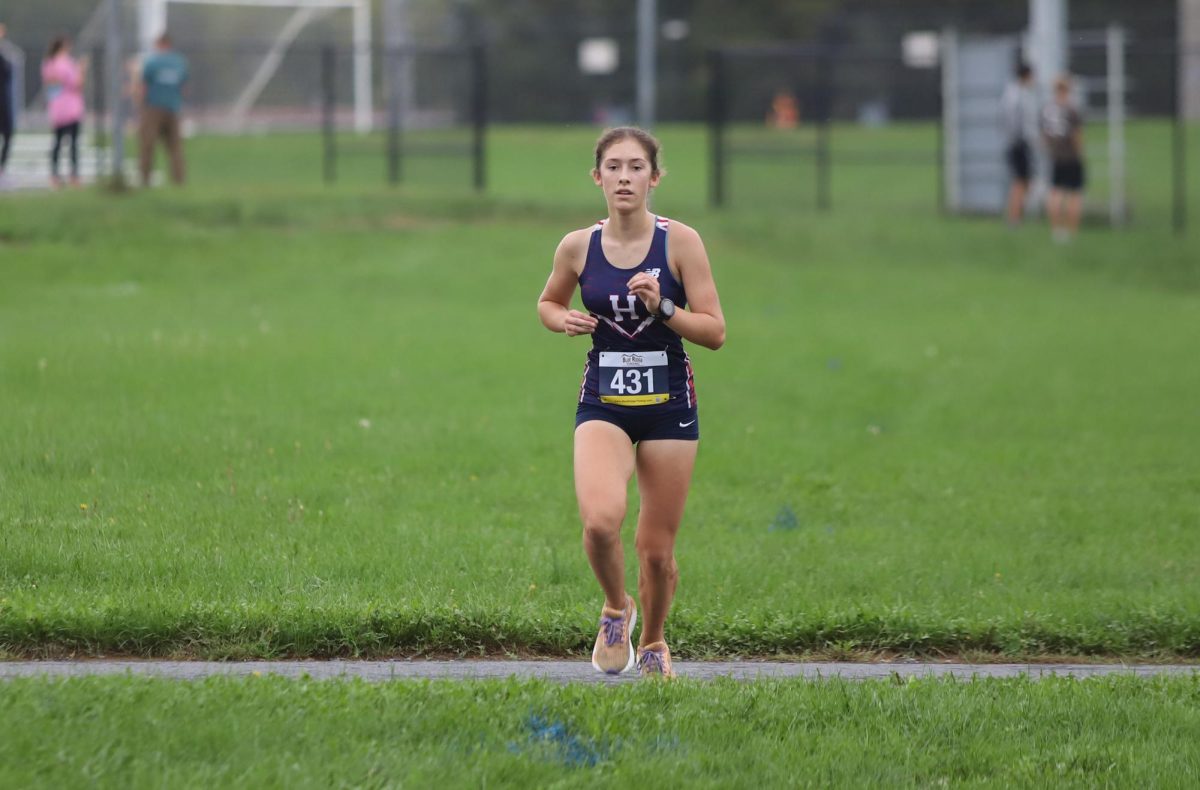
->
<box><xmin>41</xmin><ymin>35</ymin><xmax>86</xmax><ymax>188</ymax></box>
<box><xmin>1000</xmin><ymin>62</ymin><xmax>1037</xmax><ymax>225</ymax></box>
<box><xmin>0</xmin><ymin>23</ymin><xmax>14</xmax><ymax>185</ymax></box>
<box><xmin>767</xmin><ymin>90</ymin><xmax>799</xmax><ymax>129</ymax></box>
<box><xmin>1041</xmin><ymin>75</ymin><xmax>1085</xmax><ymax>243</ymax></box>
<box><xmin>137</xmin><ymin>32</ymin><xmax>189</xmax><ymax>186</ymax></box>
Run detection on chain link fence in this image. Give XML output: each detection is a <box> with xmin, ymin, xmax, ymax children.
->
<box><xmin>707</xmin><ymin>38</ymin><xmax>1198</xmax><ymax>232</ymax></box>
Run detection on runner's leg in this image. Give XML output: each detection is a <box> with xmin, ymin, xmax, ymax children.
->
<box><xmin>574</xmin><ymin>420</ymin><xmax>636</xmax><ymax>610</ymax></box>
<box><xmin>634</xmin><ymin>438</ymin><xmax>697</xmax><ymax>647</ymax></box>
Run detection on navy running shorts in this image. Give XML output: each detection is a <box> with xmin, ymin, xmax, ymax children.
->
<box><xmin>575</xmin><ymin>402</ymin><xmax>699</xmax><ymax>443</ymax></box>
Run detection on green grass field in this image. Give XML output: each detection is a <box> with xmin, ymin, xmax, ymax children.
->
<box><xmin>2</xmin><ymin>124</ymin><xmax>1199</xmax><ymax>661</ymax></box>
<box><xmin>4</xmin><ymin>122</ymin><xmax>1200</xmax><ymax>788</ymax></box>
<box><xmin>2</xmin><ymin>675</ymin><xmax>1199</xmax><ymax>786</ymax></box>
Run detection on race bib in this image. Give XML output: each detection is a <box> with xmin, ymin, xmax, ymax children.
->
<box><xmin>598</xmin><ymin>350</ymin><xmax>669</xmax><ymax>406</ymax></box>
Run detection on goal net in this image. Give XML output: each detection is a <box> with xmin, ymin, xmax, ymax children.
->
<box><xmin>140</xmin><ymin>0</ymin><xmax>372</xmax><ymax>134</ymax></box>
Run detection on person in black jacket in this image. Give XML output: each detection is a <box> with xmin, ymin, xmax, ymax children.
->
<box><xmin>0</xmin><ymin>23</ymin><xmax>14</xmax><ymax>180</ymax></box>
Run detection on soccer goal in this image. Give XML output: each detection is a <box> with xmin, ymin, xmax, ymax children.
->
<box><xmin>137</xmin><ymin>0</ymin><xmax>372</xmax><ymax>133</ymax></box>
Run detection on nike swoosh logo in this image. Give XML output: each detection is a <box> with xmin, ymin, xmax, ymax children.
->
<box><xmin>678</xmin><ymin>420</ymin><xmax>696</xmax><ymax>428</ymax></box>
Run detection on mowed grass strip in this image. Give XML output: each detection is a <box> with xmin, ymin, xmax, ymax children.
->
<box><xmin>1</xmin><ymin>674</ymin><xmax>1198</xmax><ymax>786</ymax></box>
<box><xmin>1</xmin><ymin>126</ymin><xmax>1199</xmax><ymax>659</ymax></box>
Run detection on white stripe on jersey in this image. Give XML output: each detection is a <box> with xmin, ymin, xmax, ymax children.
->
<box><xmin>598</xmin><ymin>313</ymin><xmax>656</xmax><ymax>340</ymax></box>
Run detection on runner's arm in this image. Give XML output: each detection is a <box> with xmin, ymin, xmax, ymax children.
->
<box><xmin>538</xmin><ymin>230</ymin><xmax>597</xmax><ymax>336</ymax></box>
<box><xmin>661</xmin><ymin>225</ymin><xmax>726</xmax><ymax>350</ymax></box>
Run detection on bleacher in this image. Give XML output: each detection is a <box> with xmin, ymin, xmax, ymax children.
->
<box><xmin>1</xmin><ymin>132</ymin><xmax>138</xmax><ymax>191</ymax></box>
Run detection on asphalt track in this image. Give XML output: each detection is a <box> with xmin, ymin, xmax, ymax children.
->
<box><xmin>1</xmin><ymin>660</ymin><xmax>1196</xmax><ymax>683</ymax></box>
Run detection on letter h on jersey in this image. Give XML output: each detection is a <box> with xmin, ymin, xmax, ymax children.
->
<box><xmin>610</xmin><ymin>294</ymin><xmax>638</xmax><ymax>322</ymax></box>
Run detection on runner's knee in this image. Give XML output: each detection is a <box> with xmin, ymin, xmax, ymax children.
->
<box><xmin>635</xmin><ymin>542</ymin><xmax>676</xmax><ymax>574</ymax></box>
<box><xmin>581</xmin><ymin>506</ymin><xmax>625</xmax><ymax>545</ymax></box>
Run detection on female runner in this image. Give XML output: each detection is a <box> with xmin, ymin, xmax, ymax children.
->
<box><xmin>537</xmin><ymin>127</ymin><xmax>726</xmax><ymax>678</ymax></box>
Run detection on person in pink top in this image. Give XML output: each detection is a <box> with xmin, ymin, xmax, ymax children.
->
<box><xmin>41</xmin><ymin>36</ymin><xmax>87</xmax><ymax>188</ymax></box>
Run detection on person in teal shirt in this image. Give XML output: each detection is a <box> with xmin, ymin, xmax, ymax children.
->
<box><xmin>137</xmin><ymin>32</ymin><xmax>189</xmax><ymax>185</ymax></box>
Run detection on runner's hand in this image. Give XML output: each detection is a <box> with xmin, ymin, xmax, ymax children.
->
<box><xmin>564</xmin><ymin>310</ymin><xmax>598</xmax><ymax>336</ymax></box>
<box><xmin>626</xmin><ymin>272</ymin><xmax>661</xmax><ymax>314</ymax></box>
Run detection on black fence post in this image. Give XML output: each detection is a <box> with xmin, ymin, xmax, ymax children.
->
<box><xmin>1173</xmin><ymin>43</ymin><xmax>1187</xmax><ymax>235</ymax></box>
<box><xmin>92</xmin><ymin>45</ymin><xmax>107</xmax><ymax>149</ymax></box>
<box><xmin>386</xmin><ymin>47</ymin><xmax>402</xmax><ymax>186</ymax></box>
<box><xmin>321</xmin><ymin>45</ymin><xmax>336</xmax><ymax>185</ymax></box>
<box><xmin>816</xmin><ymin>49</ymin><xmax>832</xmax><ymax>212</ymax></box>
<box><xmin>92</xmin><ymin>45</ymin><xmax>108</xmax><ymax>178</ymax></box>
<box><xmin>472</xmin><ymin>44</ymin><xmax>486</xmax><ymax>192</ymax></box>
<box><xmin>708</xmin><ymin>49</ymin><xmax>725</xmax><ymax>208</ymax></box>
<box><xmin>936</xmin><ymin>57</ymin><xmax>946</xmax><ymax>216</ymax></box>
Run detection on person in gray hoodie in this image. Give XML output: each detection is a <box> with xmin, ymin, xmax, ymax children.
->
<box><xmin>1000</xmin><ymin>62</ymin><xmax>1037</xmax><ymax>225</ymax></box>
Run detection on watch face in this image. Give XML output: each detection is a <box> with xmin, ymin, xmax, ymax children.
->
<box><xmin>660</xmin><ymin>299</ymin><xmax>675</xmax><ymax>318</ymax></box>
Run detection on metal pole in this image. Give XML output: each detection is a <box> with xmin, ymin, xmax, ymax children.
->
<box><xmin>138</xmin><ymin>0</ymin><xmax>167</xmax><ymax>54</ymax></box>
<box><xmin>93</xmin><ymin>44</ymin><xmax>107</xmax><ymax>161</ymax></box>
<box><xmin>636</xmin><ymin>0</ymin><xmax>656</xmax><ymax>128</ymax></box>
<box><xmin>1174</xmin><ymin>42</ymin><xmax>1187</xmax><ymax>234</ymax></box>
<box><xmin>472</xmin><ymin>44</ymin><xmax>486</xmax><ymax>192</ymax></box>
<box><xmin>935</xmin><ymin>55</ymin><xmax>945</xmax><ymax>214</ymax></box>
<box><xmin>816</xmin><ymin>51</ymin><xmax>832</xmax><ymax>211</ymax></box>
<box><xmin>941</xmin><ymin>28</ymin><xmax>960</xmax><ymax>213</ymax></box>
<box><xmin>1029</xmin><ymin>0</ymin><xmax>1068</xmax><ymax>95</ymax></box>
<box><xmin>707</xmin><ymin>49</ymin><xmax>724</xmax><ymax>207</ymax></box>
<box><xmin>816</xmin><ymin>119</ymin><xmax>830</xmax><ymax>211</ymax></box>
<box><xmin>386</xmin><ymin>47</ymin><xmax>401</xmax><ymax>185</ymax></box>
<box><xmin>1106</xmin><ymin>25</ymin><xmax>1126</xmax><ymax>226</ymax></box>
<box><xmin>105</xmin><ymin>0</ymin><xmax>126</xmax><ymax>183</ymax></box>
<box><xmin>382</xmin><ymin>0</ymin><xmax>414</xmax><ymax>132</ymax></box>
<box><xmin>322</xmin><ymin>45</ymin><xmax>335</xmax><ymax>184</ymax></box>
<box><xmin>1180</xmin><ymin>0</ymin><xmax>1200</xmax><ymax>121</ymax></box>
<box><xmin>352</xmin><ymin>0</ymin><xmax>372</xmax><ymax>133</ymax></box>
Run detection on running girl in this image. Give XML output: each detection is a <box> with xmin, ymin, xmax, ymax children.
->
<box><xmin>537</xmin><ymin>127</ymin><xmax>726</xmax><ymax>678</ymax></box>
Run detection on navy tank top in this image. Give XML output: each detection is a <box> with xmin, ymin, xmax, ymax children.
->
<box><xmin>577</xmin><ymin>216</ymin><xmax>696</xmax><ymax>410</ymax></box>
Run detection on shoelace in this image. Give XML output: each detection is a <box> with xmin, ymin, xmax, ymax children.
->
<box><xmin>600</xmin><ymin>615</ymin><xmax>625</xmax><ymax>646</ymax></box>
<box><xmin>639</xmin><ymin>649</ymin><xmax>666</xmax><ymax>674</ymax></box>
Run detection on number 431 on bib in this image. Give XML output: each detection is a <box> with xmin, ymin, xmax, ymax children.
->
<box><xmin>599</xmin><ymin>350</ymin><xmax>670</xmax><ymax>406</ymax></box>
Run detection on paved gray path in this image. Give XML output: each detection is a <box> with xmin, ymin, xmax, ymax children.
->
<box><xmin>1</xmin><ymin>660</ymin><xmax>1195</xmax><ymax>683</ymax></box>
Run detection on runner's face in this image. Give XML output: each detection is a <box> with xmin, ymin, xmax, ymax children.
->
<box><xmin>593</xmin><ymin>138</ymin><xmax>659</xmax><ymax>212</ymax></box>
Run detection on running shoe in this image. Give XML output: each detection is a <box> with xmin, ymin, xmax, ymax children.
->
<box><xmin>636</xmin><ymin>641</ymin><xmax>676</xmax><ymax>679</ymax></box>
<box><xmin>591</xmin><ymin>595</ymin><xmax>637</xmax><ymax>675</ymax></box>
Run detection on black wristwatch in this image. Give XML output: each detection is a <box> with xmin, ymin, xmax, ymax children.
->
<box><xmin>657</xmin><ymin>298</ymin><xmax>676</xmax><ymax>321</ymax></box>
